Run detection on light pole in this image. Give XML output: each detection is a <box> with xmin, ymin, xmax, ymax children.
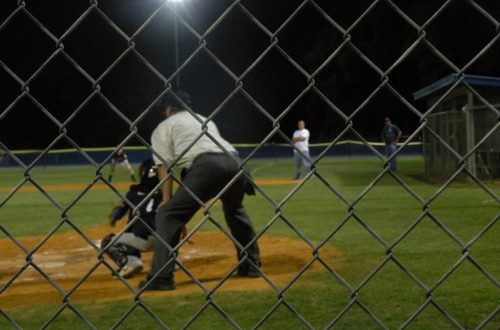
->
<box><xmin>169</xmin><ymin>0</ymin><xmax>182</xmax><ymax>88</ymax></box>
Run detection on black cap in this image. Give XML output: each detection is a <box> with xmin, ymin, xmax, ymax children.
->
<box><xmin>157</xmin><ymin>89</ymin><xmax>192</xmax><ymax>113</ymax></box>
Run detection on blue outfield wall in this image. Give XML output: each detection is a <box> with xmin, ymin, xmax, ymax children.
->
<box><xmin>1</xmin><ymin>141</ymin><xmax>422</xmax><ymax>167</ymax></box>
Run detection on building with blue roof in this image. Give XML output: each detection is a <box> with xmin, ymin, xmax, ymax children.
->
<box><xmin>414</xmin><ymin>74</ymin><xmax>500</xmax><ymax>179</ymax></box>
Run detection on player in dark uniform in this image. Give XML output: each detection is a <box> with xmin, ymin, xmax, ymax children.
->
<box><xmin>101</xmin><ymin>158</ymin><xmax>160</xmax><ymax>278</ymax></box>
<box><xmin>108</xmin><ymin>148</ymin><xmax>137</xmax><ymax>182</ymax></box>
<box><xmin>381</xmin><ymin>117</ymin><xmax>402</xmax><ymax>171</ymax></box>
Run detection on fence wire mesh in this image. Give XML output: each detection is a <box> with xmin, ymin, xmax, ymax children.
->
<box><xmin>0</xmin><ymin>0</ymin><xmax>499</xmax><ymax>329</ymax></box>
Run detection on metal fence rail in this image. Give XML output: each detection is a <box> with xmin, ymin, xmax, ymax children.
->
<box><xmin>1</xmin><ymin>0</ymin><xmax>499</xmax><ymax>329</ymax></box>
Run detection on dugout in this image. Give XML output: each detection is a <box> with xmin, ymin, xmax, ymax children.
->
<box><xmin>414</xmin><ymin>74</ymin><xmax>500</xmax><ymax>180</ymax></box>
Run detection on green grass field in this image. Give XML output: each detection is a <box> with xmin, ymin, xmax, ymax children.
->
<box><xmin>0</xmin><ymin>156</ymin><xmax>499</xmax><ymax>329</ymax></box>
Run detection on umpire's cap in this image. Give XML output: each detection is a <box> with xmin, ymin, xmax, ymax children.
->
<box><xmin>157</xmin><ymin>89</ymin><xmax>192</xmax><ymax>113</ymax></box>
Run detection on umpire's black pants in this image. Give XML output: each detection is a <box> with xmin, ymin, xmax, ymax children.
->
<box><xmin>149</xmin><ymin>153</ymin><xmax>260</xmax><ymax>282</ymax></box>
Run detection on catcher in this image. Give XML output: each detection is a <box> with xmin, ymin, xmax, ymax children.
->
<box><xmin>101</xmin><ymin>158</ymin><xmax>161</xmax><ymax>278</ymax></box>
<box><xmin>101</xmin><ymin>158</ymin><xmax>190</xmax><ymax>278</ymax></box>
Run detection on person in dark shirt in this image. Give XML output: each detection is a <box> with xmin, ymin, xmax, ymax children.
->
<box><xmin>381</xmin><ymin>117</ymin><xmax>402</xmax><ymax>171</ymax></box>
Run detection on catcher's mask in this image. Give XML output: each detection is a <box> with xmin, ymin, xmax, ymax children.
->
<box><xmin>139</xmin><ymin>158</ymin><xmax>159</xmax><ymax>191</ymax></box>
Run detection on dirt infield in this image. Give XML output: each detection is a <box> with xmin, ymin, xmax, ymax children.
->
<box><xmin>0</xmin><ymin>223</ymin><xmax>342</xmax><ymax>308</ymax></box>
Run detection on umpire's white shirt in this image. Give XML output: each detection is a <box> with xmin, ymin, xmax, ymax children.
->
<box><xmin>151</xmin><ymin>111</ymin><xmax>236</xmax><ymax>169</ymax></box>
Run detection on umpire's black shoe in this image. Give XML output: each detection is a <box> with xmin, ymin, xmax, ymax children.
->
<box><xmin>139</xmin><ymin>279</ymin><xmax>176</xmax><ymax>291</ymax></box>
<box><xmin>245</xmin><ymin>268</ymin><xmax>261</xmax><ymax>278</ymax></box>
<box><xmin>237</xmin><ymin>264</ymin><xmax>261</xmax><ymax>278</ymax></box>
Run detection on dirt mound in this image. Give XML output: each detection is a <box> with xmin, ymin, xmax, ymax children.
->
<box><xmin>0</xmin><ymin>224</ymin><xmax>342</xmax><ymax>308</ymax></box>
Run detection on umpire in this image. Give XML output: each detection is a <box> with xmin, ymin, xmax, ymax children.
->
<box><xmin>140</xmin><ymin>90</ymin><xmax>261</xmax><ymax>291</ymax></box>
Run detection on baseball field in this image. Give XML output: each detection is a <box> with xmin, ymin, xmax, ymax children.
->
<box><xmin>0</xmin><ymin>156</ymin><xmax>498</xmax><ymax>329</ymax></box>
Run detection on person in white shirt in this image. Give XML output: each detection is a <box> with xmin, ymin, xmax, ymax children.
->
<box><xmin>292</xmin><ymin>120</ymin><xmax>311</xmax><ymax>179</ymax></box>
<box><xmin>140</xmin><ymin>90</ymin><xmax>261</xmax><ymax>291</ymax></box>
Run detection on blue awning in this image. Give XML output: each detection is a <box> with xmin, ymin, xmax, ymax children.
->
<box><xmin>413</xmin><ymin>74</ymin><xmax>500</xmax><ymax>100</ymax></box>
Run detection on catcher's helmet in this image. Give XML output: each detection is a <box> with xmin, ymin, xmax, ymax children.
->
<box><xmin>139</xmin><ymin>158</ymin><xmax>158</xmax><ymax>191</ymax></box>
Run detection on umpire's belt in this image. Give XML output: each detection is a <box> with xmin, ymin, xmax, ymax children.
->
<box><xmin>191</xmin><ymin>152</ymin><xmax>238</xmax><ymax>165</ymax></box>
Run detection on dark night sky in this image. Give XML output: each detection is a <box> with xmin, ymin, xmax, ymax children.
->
<box><xmin>1</xmin><ymin>0</ymin><xmax>500</xmax><ymax>150</ymax></box>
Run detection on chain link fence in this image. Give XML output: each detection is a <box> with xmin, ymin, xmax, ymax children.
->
<box><xmin>1</xmin><ymin>0</ymin><xmax>499</xmax><ymax>328</ymax></box>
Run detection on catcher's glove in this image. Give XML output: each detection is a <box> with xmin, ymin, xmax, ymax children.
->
<box><xmin>109</xmin><ymin>205</ymin><xmax>125</xmax><ymax>227</ymax></box>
